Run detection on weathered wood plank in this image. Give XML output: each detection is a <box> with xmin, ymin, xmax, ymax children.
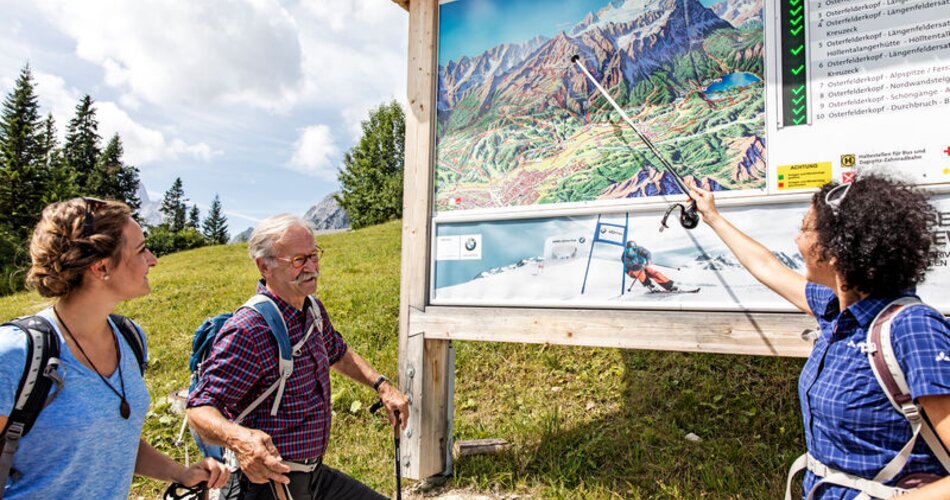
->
<box><xmin>390</xmin><ymin>0</ymin><xmax>410</xmax><ymax>11</ymax></box>
<box><xmin>411</xmin><ymin>306</ymin><xmax>817</xmax><ymax>357</ymax></box>
<box><xmin>398</xmin><ymin>0</ymin><xmax>448</xmax><ymax>481</ymax></box>
<box><xmin>454</xmin><ymin>439</ymin><xmax>512</xmax><ymax>458</ymax></box>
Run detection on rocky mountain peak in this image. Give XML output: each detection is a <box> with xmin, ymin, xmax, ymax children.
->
<box><xmin>304</xmin><ymin>193</ymin><xmax>349</xmax><ymax>231</ymax></box>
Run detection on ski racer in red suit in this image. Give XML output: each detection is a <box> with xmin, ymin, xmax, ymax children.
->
<box><xmin>622</xmin><ymin>240</ymin><xmax>678</xmax><ymax>292</ymax></box>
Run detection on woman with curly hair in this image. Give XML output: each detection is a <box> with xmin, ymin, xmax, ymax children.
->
<box><xmin>0</xmin><ymin>198</ymin><xmax>228</xmax><ymax>498</ymax></box>
<box><xmin>689</xmin><ymin>175</ymin><xmax>950</xmax><ymax>499</ymax></box>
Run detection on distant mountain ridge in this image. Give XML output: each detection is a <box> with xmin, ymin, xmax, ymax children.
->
<box><xmin>137</xmin><ymin>185</ymin><xmax>163</xmax><ymax>226</ymax></box>
<box><xmin>710</xmin><ymin>0</ymin><xmax>763</xmax><ymax>28</ymax></box>
<box><xmin>304</xmin><ymin>193</ymin><xmax>349</xmax><ymax>231</ymax></box>
<box><xmin>689</xmin><ymin>251</ymin><xmax>803</xmax><ymax>271</ymax></box>
<box><xmin>601</xmin><ymin>166</ymin><xmax>723</xmax><ymax>198</ymax></box>
<box><xmin>437</xmin><ymin>0</ymin><xmax>732</xmax><ymax>125</ymax></box>
<box><xmin>229</xmin><ymin>193</ymin><xmax>349</xmax><ymax>244</ymax></box>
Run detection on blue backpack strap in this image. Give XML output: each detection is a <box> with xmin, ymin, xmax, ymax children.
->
<box><xmin>109</xmin><ymin>314</ymin><xmax>147</xmax><ymax>375</ymax></box>
<box><xmin>237</xmin><ymin>295</ymin><xmax>293</xmax><ymax>418</ymax></box>
<box><xmin>242</xmin><ymin>295</ymin><xmax>292</xmax><ymax>362</ymax></box>
<box><xmin>1</xmin><ymin>316</ymin><xmax>64</xmax><ymax>496</ymax></box>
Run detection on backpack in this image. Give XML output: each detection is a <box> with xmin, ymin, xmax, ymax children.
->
<box><xmin>786</xmin><ymin>297</ymin><xmax>950</xmax><ymax>499</ymax></box>
<box><xmin>180</xmin><ymin>294</ymin><xmax>322</xmax><ymax>463</ymax></box>
<box><xmin>0</xmin><ymin>313</ymin><xmax>146</xmax><ymax>498</ymax></box>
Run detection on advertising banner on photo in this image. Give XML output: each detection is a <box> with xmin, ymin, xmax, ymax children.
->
<box><xmin>432</xmin><ymin>194</ymin><xmax>950</xmax><ymax>312</ymax></box>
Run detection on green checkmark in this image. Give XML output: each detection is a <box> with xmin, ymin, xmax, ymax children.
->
<box><xmin>791</xmin><ymin>26</ymin><xmax>804</xmax><ymax>36</ymax></box>
<box><xmin>793</xmin><ymin>105</ymin><xmax>806</xmax><ymax>115</ymax></box>
<box><xmin>791</xmin><ymin>64</ymin><xmax>805</xmax><ymax>75</ymax></box>
<box><xmin>793</xmin><ymin>116</ymin><xmax>806</xmax><ymax>125</ymax></box>
<box><xmin>792</xmin><ymin>85</ymin><xmax>806</xmax><ymax>95</ymax></box>
<box><xmin>790</xmin><ymin>0</ymin><xmax>801</xmax><ymax>5</ymax></box>
<box><xmin>791</xmin><ymin>15</ymin><xmax>803</xmax><ymax>25</ymax></box>
<box><xmin>793</xmin><ymin>95</ymin><xmax>805</xmax><ymax>105</ymax></box>
<box><xmin>790</xmin><ymin>44</ymin><xmax>804</xmax><ymax>55</ymax></box>
<box><xmin>790</xmin><ymin>5</ymin><xmax>803</xmax><ymax>15</ymax></box>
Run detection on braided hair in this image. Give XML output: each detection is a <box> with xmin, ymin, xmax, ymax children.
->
<box><xmin>26</xmin><ymin>198</ymin><xmax>132</xmax><ymax>297</ymax></box>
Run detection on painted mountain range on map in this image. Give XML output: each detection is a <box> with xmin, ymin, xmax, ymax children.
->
<box><xmin>435</xmin><ymin>0</ymin><xmax>765</xmax><ymax>211</ymax></box>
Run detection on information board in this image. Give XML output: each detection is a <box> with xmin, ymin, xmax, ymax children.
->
<box><xmin>431</xmin><ymin>0</ymin><xmax>950</xmax><ymax>310</ymax></box>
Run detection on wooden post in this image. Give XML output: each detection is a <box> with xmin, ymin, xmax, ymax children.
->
<box><xmin>398</xmin><ymin>0</ymin><xmax>452</xmax><ymax>481</ymax></box>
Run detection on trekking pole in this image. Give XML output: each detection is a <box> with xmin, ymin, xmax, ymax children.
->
<box><xmin>370</xmin><ymin>401</ymin><xmax>402</xmax><ymax>500</ymax></box>
<box><xmin>394</xmin><ymin>409</ymin><xmax>402</xmax><ymax>500</ymax></box>
<box><xmin>570</xmin><ymin>54</ymin><xmax>699</xmax><ymax>230</ymax></box>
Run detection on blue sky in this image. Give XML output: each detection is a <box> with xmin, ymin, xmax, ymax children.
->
<box><xmin>439</xmin><ymin>0</ymin><xmax>722</xmax><ymax>65</ymax></box>
<box><xmin>0</xmin><ymin>0</ymin><xmax>408</xmax><ymax>233</ymax></box>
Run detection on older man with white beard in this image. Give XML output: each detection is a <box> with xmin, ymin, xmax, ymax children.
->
<box><xmin>187</xmin><ymin>214</ymin><xmax>409</xmax><ymax>500</ymax></box>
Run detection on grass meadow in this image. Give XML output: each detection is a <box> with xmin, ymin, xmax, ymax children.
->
<box><xmin>0</xmin><ymin>220</ymin><xmax>807</xmax><ymax>498</ymax></box>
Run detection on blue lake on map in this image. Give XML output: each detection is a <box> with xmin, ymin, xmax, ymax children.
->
<box><xmin>704</xmin><ymin>72</ymin><xmax>762</xmax><ymax>97</ymax></box>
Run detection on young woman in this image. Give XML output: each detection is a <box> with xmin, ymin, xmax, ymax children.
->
<box><xmin>689</xmin><ymin>176</ymin><xmax>950</xmax><ymax>499</ymax></box>
<box><xmin>0</xmin><ymin>198</ymin><xmax>228</xmax><ymax>498</ymax></box>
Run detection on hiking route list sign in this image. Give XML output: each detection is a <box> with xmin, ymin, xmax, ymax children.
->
<box><xmin>767</xmin><ymin>0</ymin><xmax>950</xmax><ymax>189</ymax></box>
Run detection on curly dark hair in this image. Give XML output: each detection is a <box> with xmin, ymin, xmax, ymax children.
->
<box><xmin>812</xmin><ymin>175</ymin><xmax>936</xmax><ymax>296</ymax></box>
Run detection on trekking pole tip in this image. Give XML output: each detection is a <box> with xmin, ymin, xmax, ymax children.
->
<box><xmin>570</xmin><ymin>54</ymin><xmax>580</xmax><ymax>63</ymax></box>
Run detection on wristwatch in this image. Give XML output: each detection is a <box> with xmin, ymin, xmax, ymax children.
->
<box><xmin>373</xmin><ymin>375</ymin><xmax>389</xmax><ymax>392</ymax></box>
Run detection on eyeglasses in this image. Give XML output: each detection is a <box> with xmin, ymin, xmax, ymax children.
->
<box><xmin>824</xmin><ymin>182</ymin><xmax>852</xmax><ymax>216</ymax></box>
<box><xmin>81</xmin><ymin>197</ymin><xmax>107</xmax><ymax>238</ymax></box>
<box><xmin>275</xmin><ymin>247</ymin><xmax>324</xmax><ymax>269</ymax></box>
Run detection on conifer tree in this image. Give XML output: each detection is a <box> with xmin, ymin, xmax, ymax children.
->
<box><xmin>188</xmin><ymin>204</ymin><xmax>200</xmax><ymax>229</ymax></box>
<box><xmin>201</xmin><ymin>194</ymin><xmax>229</xmax><ymax>244</ymax></box>
<box><xmin>38</xmin><ymin>114</ymin><xmax>79</xmax><ymax>204</ymax></box>
<box><xmin>87</xmin><ymin>134</ymin><xmax>141</xmax><ymax>213</ymax></box>
<box><xmin>335</xmin><ymin>100</ymin><xmax>404</xmax><ymax>229</ymax></box>
<box><xmin>0</xmin><ymin>64</ymin><xmax>48</xmax><ymax>239</ymax></box>
<box><xmin>64</xmin><ymin>95</ymin><xmax>101</xmax><ymax>190</ymax></box>
<box><xmin>159</xmin><ymin>177</ymin><xmax>187</xmax><ymax>232</ymax></box>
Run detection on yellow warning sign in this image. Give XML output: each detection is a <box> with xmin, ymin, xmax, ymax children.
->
<box><xmin>777</xmin><ymin>162</ymin><xmax>832</xmax><ymax>190</ymax></box>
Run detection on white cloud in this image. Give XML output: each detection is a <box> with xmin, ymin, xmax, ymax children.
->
<box><xmin>30</xmin><ymin>70</ymin><xmax>220</xmax><ymax>165</ymax></box>
<box><xmin>295</xmin><ymin>0</ymin><xmax>408</xmax><ymax>114</ymax></box>
<box><xmin>289</xmin><ymin>125</ymin><xmax>339</xmax><ymax>179</ymax></box>
<box><xmin>36</xmin><ymin>0</ymin><xmax>305</xmax><ymax>112</ymax></box>
<box><xmin>31</xmin><ymin>71</ymin><xmax>81</xmax><ymax>138</ymax></box>
<box><xmin>96</xmin><ymin>101</ymin><xmax>222</xmax><ymax>165</ymax></box>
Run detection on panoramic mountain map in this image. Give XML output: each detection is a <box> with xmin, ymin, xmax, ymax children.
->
<box><xmin>436</xmin><ymin>0</ymin><xmax>765</xmax><ymax>211</ymax></box>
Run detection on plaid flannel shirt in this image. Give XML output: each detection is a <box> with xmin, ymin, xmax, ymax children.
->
<box><xmin>799</xmin><ymin>282</ymin><xmax>950</xmax><ymax>499</ymax></box>
<box><xmin>188</xmin><ymin>281</ymin><xmax>348</xmax><ymax>460</ymax></box>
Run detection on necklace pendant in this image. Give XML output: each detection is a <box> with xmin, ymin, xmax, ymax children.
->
<box><xmin>120</xmin><ymin>398</ymin><xmax>130</xmax><ymax>419</ymax></box>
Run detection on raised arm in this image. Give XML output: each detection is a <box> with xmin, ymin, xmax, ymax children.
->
<box><xmin>688</xmin><ymin>186</ymin><xmax>811</xmax><ymax>314</ymax></box>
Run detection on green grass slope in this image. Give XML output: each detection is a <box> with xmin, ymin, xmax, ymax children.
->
<box><xmin>0</xmin><ymin>220</ymin><xmax>806</xmax><ymax>499</ymax></box>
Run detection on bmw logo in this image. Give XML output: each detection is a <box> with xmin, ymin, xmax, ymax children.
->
<box><xmin>464</xmin><ymin>238</ymin><xmax>477</xmax><ymax>251</ymax></box>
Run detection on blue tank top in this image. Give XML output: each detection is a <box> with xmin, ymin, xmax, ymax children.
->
<box><xmin>0</xmin><ymin>308</ymin><xmax>151</xmax><ymax>499</ymax></box>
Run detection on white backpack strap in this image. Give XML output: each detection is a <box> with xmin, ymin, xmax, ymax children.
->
<box><xmin>787</xmin><ymin>452</ymin><xmax>909</xmax><ymax>500</ymax></box>
<box><xmin>785</xmin><ymin>453</ymin><xmax>808</xmax><ymax>500</ymax></box>
<box><xmin>292</xmin><ymin>296</ymin><xmax>322</xmax><ymax>357</ymax></box>
<box><xmin>866</xmin><ymin>297</ymin><xmax>950</xmax><ymax>477</ymax></box>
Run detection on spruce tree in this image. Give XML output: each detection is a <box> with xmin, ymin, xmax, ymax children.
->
<box><xmin>38</xmin><ymin>114</ymin><xmax>79</xmax><ymax>204</ymax></box>
<box><xmin>159</xmin><ymin>177</ymin><xmax>187</xmax><ymax>232</ymax></box>
<box><xmin>0</xmin><ymin>64</ymin><xmax>48</xmax><ymax>239</ymax></box>
<box><xmin>87</xmin><ymin>134</ymin><xmax>141</xmax><ymax>213</ymax></box>
<box><xmin>201</xmin><ymin>194</ymin><xmax>229</xmax><ymax>244</ymax></box>
<box><xmin>335</xmin><ymin>100</ymin><xmax>404</xmax><ymax>229</ymax></box>
<box><xmin>188</xmin><ymin>205</ymin><xmax>200</xmax><ymax>229</ymax></box>
<box><xmin>64</xmin><ymin>95</ymin><xmax>101</xmax><ymax>191</ymax></box>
